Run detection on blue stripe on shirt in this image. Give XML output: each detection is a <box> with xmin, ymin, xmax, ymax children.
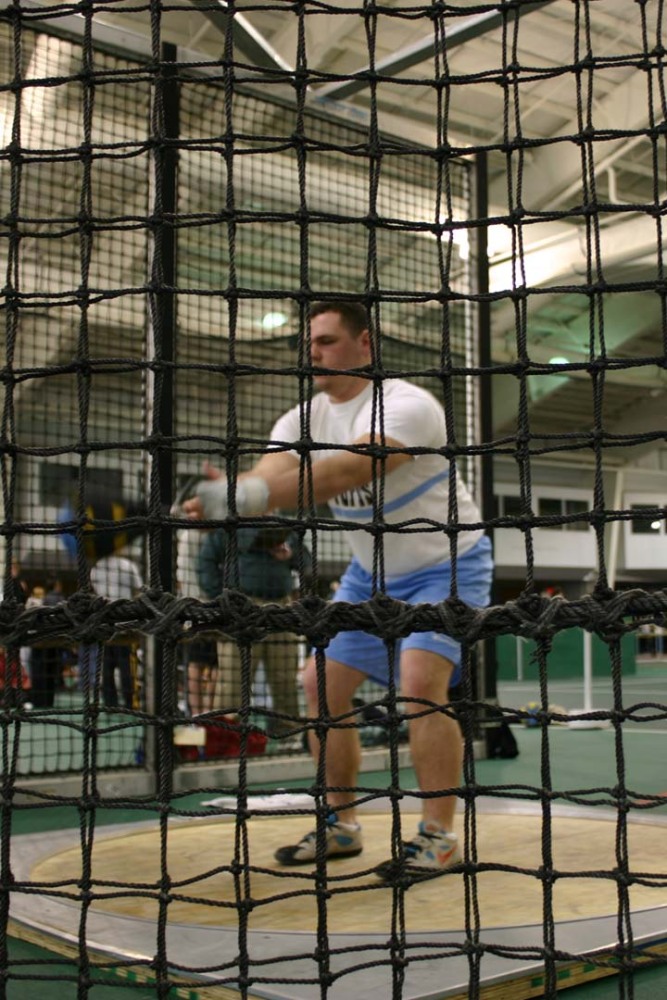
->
<box><xmin>330</xmin><ymin>469</ymin><xmax>450</xmax><ymax>520</ymax></box>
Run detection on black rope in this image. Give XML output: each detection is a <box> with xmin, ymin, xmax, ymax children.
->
<box><xmin>1</xmin><ymin>2</ymin><xmax>667</xmax><ymax>998</ymax></box>
<box><xmin>1</xmin><ymin>586</ymin><xmax>664</xmax><ymax>648</ymax></box>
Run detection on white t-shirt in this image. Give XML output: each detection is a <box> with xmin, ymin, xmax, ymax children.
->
<box><xmin>270</xmin><ymin>379</ymin><xmax>483</xmax><ymax>576</ymax></box>
<box><xmin>90</xmin><ymin>555</ymin><xmax>143</xmax><ymax>602</ymax></box>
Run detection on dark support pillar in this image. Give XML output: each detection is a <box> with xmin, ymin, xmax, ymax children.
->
<box><xmin>149</xmin><ymin>42</ymin><xmax>179</xmax><ymax>777</ymax></box>
<box><xmin>475</xmin><ymin>151</ymin><xmax>501</xmax><ymax>753</ymax></box>
<box><xmin>156</xmin><ymin>42</ymin><xmax>178</xmax><ymax>594</ymax></box>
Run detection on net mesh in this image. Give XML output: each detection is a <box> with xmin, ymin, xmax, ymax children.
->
<box><xmin>0</xmin><ymin>1</ymin><xmax>666</xmax><ymax>997</ymax></box>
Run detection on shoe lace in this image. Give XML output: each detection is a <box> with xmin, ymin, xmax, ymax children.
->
<box><xmin>403</xmin><ymin>831</ymin><xmax>436</xmax><ymax>858</ymax></box>
<box><xmin>300</xmin><ymin>819</ymin><xmax>337</xmax><ymax>848</ymax></box>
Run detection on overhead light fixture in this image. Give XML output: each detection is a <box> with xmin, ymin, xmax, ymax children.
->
<box><xmin>261</xmin><ymin>311</ymin><xmax>288</xmax><ymax>331</ymax></box>
<box><xmin>548</xmin><ymin>356</ymin><xmax>569</xmax><ymax>366</ymax></box>
<box><xmin>651</xmin><ymin>520</ymin><xmax>662</xmax><ymax>531</ymax></box>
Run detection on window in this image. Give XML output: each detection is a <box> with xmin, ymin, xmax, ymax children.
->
<box><xmin>630</xmin><ymin>504</ymin><xmax>664</xmax><ymax>535</ymax></box>
<box><xmin>537</xmin><ymin>497</ymin><xmax>561</xmax><ymax>520</ymax></box>
<box><xmin>495</xmin><ymin>494</ymin><xmax>525</xmax><ymax>520</ymax></box>
<box><xmin>564</xmin><ymin>498</ymin><xmax>589</xmax><ymax>531</ymax></box>
<box><xmin>496</xmin><ymin>490</ymin><xmax>592</xmax><ymax>531</ymax></box>
<box><xmin>537</xmin><ymin>496</ymin><xmax>589</xmax><ymax>531</ymax></box>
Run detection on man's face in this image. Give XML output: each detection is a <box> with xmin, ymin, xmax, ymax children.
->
<box><xmin>309</xmin><ymin>311</ymin><xmax>370</xmax><ymax>401</ymax></box>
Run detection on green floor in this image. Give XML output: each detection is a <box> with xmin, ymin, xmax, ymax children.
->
<box><xmin>6</xmin><ymin>704</ymin><xmax>667</xmax><ymax>998</ymax></box>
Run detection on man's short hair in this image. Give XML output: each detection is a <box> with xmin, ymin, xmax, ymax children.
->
<box><xmin>310</xmin><ymin>301</ymin><xmax>368</xmax><ymax>337</ymax></box>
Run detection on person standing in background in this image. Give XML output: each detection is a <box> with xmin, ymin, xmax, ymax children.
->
<box><xmin>90</xmin><ymin>551</ymin><xmax>143</xmax><ymax>709</ymax></box>
<box><xmin>30</xmin><ymin>576</ymin><xmax>66</xmax><ymax>708</ymax></box>
<box><xmin>176</xmin><ymin>527</ymin><xmax>218</xmax><ymax>719</ymax></box>
<box><xmin>5</xmin><ymin>561</ymin><xmax>31</xmax><ymax>708</ymax></box>
<box><xmin>197</xmin><ymin>524</ymin><xmax>310</xmax><ymax>741</ymax></box>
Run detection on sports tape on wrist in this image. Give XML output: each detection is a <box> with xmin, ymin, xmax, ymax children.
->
<box><xmin>196</xmin><ymin>478</ymin><xmax>229</xmax><ymax>520</ymax></box>
<box><xmin>237</xmin><ymin>475</ymin><xmax>270</xmax><ymax>515</ymax></box>
<box><xmin>196</xmin><ymin>475</ymin><xmax>269</xmax><ymax>519</ymax></box>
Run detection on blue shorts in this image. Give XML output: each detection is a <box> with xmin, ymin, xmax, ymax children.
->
<box><xmin>323</xmin><ymin>535</ymin><xmax>493</xmax><ymax>688</ymax></box>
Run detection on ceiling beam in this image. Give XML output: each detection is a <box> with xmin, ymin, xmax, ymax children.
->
<box><xmin>268</xmin><ymin>0</ymin><xmax>361</xmax><ymax>69</ymax></box>
<box><xmin>490</xmin><ymin>213</ymin><xmax>664</xmax><ymax>302</ymax></box>
<box><xmin>315</xmin><ymin>0</ymin><xmax>557</xmax><ymax>102</ymax></box>
<box><xmin>488</xmin><ymin>73</ymin><xmax>658</xmax><ymax>214</ymax></box>
<box><xmin>188</xmin><ymin>0</ymin><xmax>293</xmax><ymax>72</ymax></box>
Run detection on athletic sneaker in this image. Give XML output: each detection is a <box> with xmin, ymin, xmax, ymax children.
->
<box><xmin>375</xmin><ymin>821</ymin><xmax>461</xmax><ymax>882</ymax></box>
<box><xmin>274</xmin><ymin>813</ymin><xmax>363</xmax><ymax>865</ymax></box>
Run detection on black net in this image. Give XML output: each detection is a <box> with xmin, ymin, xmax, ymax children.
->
<box><xmin>0</xmin><ymin>1</ymin><xmax>666</xmax><ymax>998</ymax></box>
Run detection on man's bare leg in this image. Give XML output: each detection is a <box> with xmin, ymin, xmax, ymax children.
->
<box><xmin>274</xmin><ymin>654</ymin><xmax>366</xmax><ymax>866</ymax></box>
<box><xmin>187</xmin><ymin>662</ymin><xmax>205</xmax><ymax>718</ymax></box>
<box><xmin>302</xmin><ymin>654</ymin><xmax>366</xmax><ymax>824</ymax></box>
<box><xmin>400</xmin><ymin>649</ymin><xmax>462</xmax><ymax>833</ymax></box>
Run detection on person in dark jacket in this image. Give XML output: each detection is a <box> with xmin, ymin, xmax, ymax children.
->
<box><xmin>30</xmin><ymin>577</ymin><xmax>66</xmax><ymax>708</ymax></box>
<box><xmin>197</xmin><ymin>525</ymin><xmax>310</xmax><ymax>739</ymax></box>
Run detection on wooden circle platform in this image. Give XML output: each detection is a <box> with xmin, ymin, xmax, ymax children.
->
<box><xmin>30</xmin><ymin>811</ymin><xmax>667</xmax><ymax>933</ymax></box>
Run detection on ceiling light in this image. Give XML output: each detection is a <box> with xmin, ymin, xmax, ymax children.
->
<box><xmin>261</xmin><ymin>311</ymin><xmax>288</xmax><ymax>331</ymax></box>
<box><xmin>548</xmin><ymin>356</ymin><xmax>569</xmax><ymax>366</ymax></box>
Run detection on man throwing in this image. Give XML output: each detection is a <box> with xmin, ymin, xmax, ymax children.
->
<box><xmin>185</xmin><ymin>301</ymin><xmax>493</xmax><ymax>879</ymax></box>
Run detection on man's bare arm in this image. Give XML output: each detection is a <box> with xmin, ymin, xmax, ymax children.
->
<box><xmin>252</xmin><ymin>451</ymin><xmax>301</xmax><ymax>481</ymax></box>
<box><xmin>259</xmin><ymin>435</ymin><xmax>411</xmax><ymax>510</ymax></box>
<box><xmin>183</xmin><ymin>452</ymin><xmax>298</xmax><ymax>519</ymax></box>
<box><xmin>186</xmin><ymin>436</ymin><xmax>411</xmax><ymax>519</ymax></box>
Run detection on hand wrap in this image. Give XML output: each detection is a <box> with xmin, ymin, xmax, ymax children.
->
<box><xmin>196</xmin><ymin>475</ymin><xmax>270</xmax><ymax>519</ymax></box>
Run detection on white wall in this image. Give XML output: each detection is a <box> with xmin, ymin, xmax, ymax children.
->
<box><xmin>494</xmin><ymin>463</ymin><xmax>667</xmax><ymax>580</ymax></box>
<box><xmin>623</xmin><ymin>490</ymin><xmax>667</xmax><ymax>571</ymax></box>
<box><xmin>494</xmin><ymin>483</ymin><xmax>597</xmax><ymax>572</ymax></box>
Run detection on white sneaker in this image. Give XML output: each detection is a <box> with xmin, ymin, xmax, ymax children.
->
<box><xmin>375</xmin><ymin>821</ymin><xmax>461</xmax><ymax>881</ymax></box>
<box><xmin>274</xmin><ymin>813</ymin><xmax>363</xmax><ymax>865</ymax></box>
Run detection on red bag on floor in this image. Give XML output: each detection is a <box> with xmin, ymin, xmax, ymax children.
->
<box><xmin>176</xmin><ymin>716</ymin><xmax>267</xmax><ymax>762</ymax></box>
<box><xmin>204</xmin><ymin>716</ymin><xmax>267</xmax><ymax>758</ymax></box>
